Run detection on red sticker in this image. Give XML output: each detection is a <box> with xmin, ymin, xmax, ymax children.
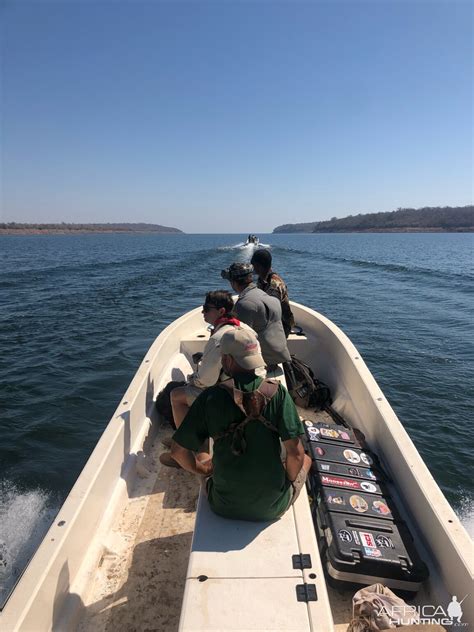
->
<box><xmin>359</xmin><ymin>531</ymin><xmax>376</xmax><ymax>548</ymax></box>
<box><xmin>321</xmin><ymin>475</ymin><xmax>361</xmax><ymax>490</ymax></box>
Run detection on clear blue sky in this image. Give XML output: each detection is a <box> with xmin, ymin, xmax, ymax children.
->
<box><xmin>1</xmin><ymin>0</ymin><xmax>472</xmax><ymax>233</ymax></box>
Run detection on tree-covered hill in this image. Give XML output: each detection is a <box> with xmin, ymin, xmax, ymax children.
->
<box><xmin>0</xmin><ymin>222</ymin><xmax>183</xmax><ymax>234</ymax></box>
<box><xmin>273</xmin><ymin>206</ymin><xmax>474</xmax><ymax>233</ymax></box>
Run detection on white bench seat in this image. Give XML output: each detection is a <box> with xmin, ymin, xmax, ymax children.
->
<box><xmin>179</xmin><ymin>489</ymin><xmax>334</xmax><ymax>631</ymax></box>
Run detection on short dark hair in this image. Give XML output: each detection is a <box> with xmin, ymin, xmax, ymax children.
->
<box><xmin>251</xmin><ymin>249</ymin><xmax>272</xmax><ymax>269</ymax></box>
<box><xmin>204</xmin><ymin>290</ymin><xmax>234</xmax><ymax>314</ymax></box>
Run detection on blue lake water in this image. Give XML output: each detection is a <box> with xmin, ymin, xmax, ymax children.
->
<box><xmin>0</xmin><ymin>232</ymin><xmax>473</xmax><ymax>601</ymax></box>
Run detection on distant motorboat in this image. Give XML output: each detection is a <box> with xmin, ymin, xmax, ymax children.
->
<box><xmin>244</xmin><ymin>234</ymin><xmax>259</xmax><ymax>246</ymax></box>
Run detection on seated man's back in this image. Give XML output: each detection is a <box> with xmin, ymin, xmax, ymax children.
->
<box><xmin>171</xmin><ymin>328</ymin><xmax>310</xmax><ymax>522</ymax></box>
<box><xmin>173</xmin><ymin>373</ymin><xmax>301</xmax><ymax>520</ymax></box>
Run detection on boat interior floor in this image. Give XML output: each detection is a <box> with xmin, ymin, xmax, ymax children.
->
<box><xmin>77</xmin><ymin>408</ymin><xmax>368</xmax><ymax>632</ymax></box>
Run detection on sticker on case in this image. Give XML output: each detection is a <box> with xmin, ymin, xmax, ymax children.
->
<box><xmin>359</xmin><ymin>531</ymin><xmax>376</xmax><ymax>548</ymax></box>
<box><xmin>343</xmin><ymin>449</ymin><xmax>361</xmax><ymax>464</ymax></box>
<box><xmin>320</xmin><ymin>463</ymin><xmax>331</xmax><ymax>471</ymax></box>
<box><xmin>372</xmin><ymin>500</ymin><xmax>391</xmax><ymax>515</ymax></box>
<box><xmin>375</xmin><ymin>535</ymin><xmax>394</xmax><ymax>548</ymax></box>
<box><xmin>348</xmin><ymin>467</ymin><xmax>361</xmax><ymax>477</ymax></box>
<box><xmin>338</xmin><ymin>530</ymin><xmax>352</xmax><ymax>543</ymax></box>
<box><xmin>320</xmin><ymin>428</ymin><xmax>339</xmax><ymax>439</ymax></box>
<box><xmin>352</xmin><ymin>531</ymin><xmax>360</xmax><ymax>545</ymax></box>
<box><xmin>304</xmin><ymin>420</ymin><xmax>314</xmax><ymax>427</ymax></box>
<box><xmin>350</xmin><ymin>495</ymin><xmax>369</xmax><ymax>513</ymax></box>
<box><xmin>364</xmin><ymin>547</ymin><xmax>382</xmax><ymax>558</ymax></box>
<box><xmin>363</xmin><ymin>469</ymin><xmax>376</xmax><ymax>480</ymax></box>
<box><xmin>321</xmin><ymin>475</ymin><xmax>361</xmax><ymax>489</ymax></box>
<box><xmin>315</xmin><ymin>447</ymin><xmax>325</xmax><ymax>456</ymax></box>
<box><xmin>360</xmin><ymin>481</ymin><xmax>377</xmax><ymax>493</ymax></box>
<box><xmin>328</xmin><ymin>494</ymin><xmax>346</xmax><ymax>505</ymax></box>
<box><xmin>360</xmin><ymin>452</ymin><xmax>373</xmax><ymax>465</ymax></box>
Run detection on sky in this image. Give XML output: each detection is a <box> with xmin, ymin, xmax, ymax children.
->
<box><xmin>1</xmin><ymin>0</ymin><xmax>472</xmax><ymax>233</ymax></box>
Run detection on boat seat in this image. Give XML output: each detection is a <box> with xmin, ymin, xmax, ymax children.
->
<box><xmin>179</xmin><ymin>485</ymin><xmax>334</xmax><ymax>631</ymax></box>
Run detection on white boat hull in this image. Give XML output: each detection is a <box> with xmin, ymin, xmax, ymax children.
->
<box><xmin>1</xmin><ymin>302</ymin><xmax>472</xmax><ymax>630</ymax></box>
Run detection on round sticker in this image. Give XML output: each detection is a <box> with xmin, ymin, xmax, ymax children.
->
<box><xmin>350</xmin><ymin>495</ymin><xmax>368</xmax><ymax>513</ymax></box>
<box><xmin>360</xmin><ymin>481</ymin><xmax>377</xmax><ymax>493</ymax></box>
<box><xmin>372</xmin><ymin>500</ymin><xmax>390</xmax><ymax>515</ymax></box>
<box><xmin>328</xmin><ymin>494</ymin><xmax>345</xmax><ymax>505</ymax></box>
<box><xmin>338</xmin><ymin>530</ymin><xmax>352</xmax><ymax>542</ymax></box>
<box><xmin>375</xmin><ymin>535</ymin><xmax>393</xmax><ymax>548</ymax></box>
<box><xmin>360</xmin><ymin>452</ymin><xmax>373</xmax><ymax>465</ymax></box>
<box><xmin>343</xmin><ymin>449</ymin><xmax>361</xmax><ymax>464</ymax></box>
<box><xmin>304</xmin><ymin>420</ymin><xmax>314</xmax><ymax>427</ymax></box>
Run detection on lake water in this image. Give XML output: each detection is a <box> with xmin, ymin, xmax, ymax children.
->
<box><xmin>0</xmin><ymin>232</ymin><xmax>473</xmax><ymax>602</ymax></box>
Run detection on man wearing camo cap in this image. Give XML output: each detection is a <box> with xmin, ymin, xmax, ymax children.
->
<box><xmin>221</xmin><ymin>262</ymin><xmax>290</xmax><ymax>369</ymax></box>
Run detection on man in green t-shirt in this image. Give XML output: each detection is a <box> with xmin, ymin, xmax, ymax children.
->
<box><xmin>170</xmin><ymin>328</ymin><xmax>311</xmax><ymax>521</ymax></box>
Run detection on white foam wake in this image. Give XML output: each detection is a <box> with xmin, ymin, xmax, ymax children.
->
<box><xmin>457</xmin><ymin>494</ymin><xmax>474</xmax><ymax>539</ymax></box>
<box><xmin>0</xmin><ymin>482</ymin><xmax>58</xmax><ymax>605</ymax></box>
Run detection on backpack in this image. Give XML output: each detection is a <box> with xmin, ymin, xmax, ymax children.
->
<box><xmin>284</xmin><ymin>356</ymin><xmax>332</xmax><ymax>410</ymax></box>
<box><xmin>155</xmin><ymin>380</ymin><xmax>186</xmax><ymax>428</ymax></box>
<box><xmin>213</xmin><ymin>378</ymin><xmax>280</xmax><ymax>456</ymax></box>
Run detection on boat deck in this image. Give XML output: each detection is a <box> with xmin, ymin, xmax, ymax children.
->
<box><xmin>78</xmin><ymin>423</ymin><xmax>200</xmax><ymax>632</ymax></box>
<box><xmin>78</xmin><ymin>407</ymin><xmax>353</xmax><ymax>632</ymax></box>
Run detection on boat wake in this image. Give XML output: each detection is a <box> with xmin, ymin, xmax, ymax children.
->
<box><xmin>0</xmin><ymin>482</ymin><xmax>59</xmax><ymax>606</ymax></box>
<box><xmin>458</xmin><ymin>494</ymin><xmax>474</xmax><ymax>539</ymax></box>
<box><xmin>218</xmin><ymin>242</ymin><xmax>271</xmax><ymax>251</ymax></box>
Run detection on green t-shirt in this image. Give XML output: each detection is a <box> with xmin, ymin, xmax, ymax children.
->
<box><xmin>173</xmin><ymin>374</ymin><xmax>304</xmax><ymax>521</ymax></box>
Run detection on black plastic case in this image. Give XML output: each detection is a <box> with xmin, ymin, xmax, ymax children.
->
<box><xmin>318</xmin><ymin>486</ymin><xmax>398</xmax><ymax>521</ymax></box>
<box><xmin>315</xmin><ymin>507</ymin><xmax>429</xmax><ymax>593</ymax></box>
<box><xmin>314</xmin><ymin>460</ymin><xmax>385</xmax><ymax>484</ymax></box>
<box><xmin>303</xmin><ymin>420</ymin><xmax>359</xmax><ymax>446</ymax></box>
<box><xmin>309</xmin><ymin>442</ymin><xmax>378</xmax><ymax>469</ymax></box>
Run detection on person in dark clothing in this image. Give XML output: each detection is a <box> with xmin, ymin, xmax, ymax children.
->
<box><xmin>250</xmin><ymin>249</ymin><xmax>295</xmax><ymax>337</ymax></box>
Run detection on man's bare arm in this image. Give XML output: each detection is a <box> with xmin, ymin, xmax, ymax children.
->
<box><xmin>283</xmin><ymin>437</ymin><xmax>305</xmax><ymax>482</ymax></box>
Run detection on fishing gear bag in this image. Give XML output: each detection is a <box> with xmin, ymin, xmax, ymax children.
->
<box><xmin>155</xmin><ymin>380</ymin><xmax>186</xmax><ymax>428</ymax></box>
<box><xmin>284</xmin><ymin>356</ymin><xmax>332</xmax><ymax>410</ymax></box>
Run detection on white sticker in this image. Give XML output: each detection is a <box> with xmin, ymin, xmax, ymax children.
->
<box><xmin>360</xmin><ymin>452</ymin><xmax>373</xmax><ymax>465</ymax></box>
<box><xmin>304</xmin><ymin>420</ymin><xmax>314</xmax><ymax>427</ymax></box>
<box><xmin>360</xmin><ymin>481</ymin><xmax>377</xmax><ymax>493</ymax></box>
<box><xmin>359</xmin><ymin>531</ymin><xmax>376</xmax><ymax>548</ymax></box>
<box><xmin>364</xmin><ymin>547</ymin><xmax>382</xmax><ymax>558</ymax></box>
<box><xmin>343</xmin><ymin>449</ymin><xmax>361</xmax><ymax>464</ymax></box>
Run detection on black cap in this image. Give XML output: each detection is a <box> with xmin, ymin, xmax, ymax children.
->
<box><xmin>221</xmin><ymin>262</ymin><xmax>254</xmax><ymax>280</ymax></box>
<box><xmin>250</xmin><ymin>249</ymin><xmax>272</xmax><ymax>267</ymax></box>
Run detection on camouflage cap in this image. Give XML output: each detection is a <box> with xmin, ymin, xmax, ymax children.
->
<box><xmin>220</xmin><ymin>262</ymin><xmax>254</xmax><ymax>281</ymax></box>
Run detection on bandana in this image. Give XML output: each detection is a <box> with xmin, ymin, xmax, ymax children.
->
<box><xmin>213</xmin><ymin>315</ymin><xmax>240</xmax><ymax>333</ymax></box>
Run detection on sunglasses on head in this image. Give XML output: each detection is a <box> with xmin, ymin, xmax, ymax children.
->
<box><xmin>202</xmin><ymin>303</ymin><xmax>218</xmax><ymax>312</ymax></box>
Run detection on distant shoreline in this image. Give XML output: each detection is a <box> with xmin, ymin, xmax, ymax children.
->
<box><xmin>311</xmin><ymin>227</ymin><xmax>473</xmax><ymax>234</ymax></box>
<box><xmin>0</xmin><ymin>229</ymin><xmax>184</xmax><ymax>235</ymax></box>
